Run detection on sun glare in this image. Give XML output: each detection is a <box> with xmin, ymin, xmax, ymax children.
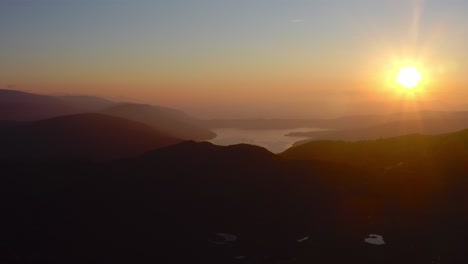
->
<box><xmin>396</xmin><ymin>67</ymin><xmax>422</xmax><ymax>89</ymax></box>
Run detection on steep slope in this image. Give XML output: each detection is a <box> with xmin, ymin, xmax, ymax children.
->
<box><xmin>0</xmin><ymin>113</ymin><xmax>181</xmax><ymax>160</ymax></box>
<box><xmin>2</xmin><ymin>140</ymin><xmax>468</xmax><ymax>263</ymax></box>
<box><xmin>101</xmin><ymin>103</ymin><xmax>216</xmax><ymax>140</ymax></box>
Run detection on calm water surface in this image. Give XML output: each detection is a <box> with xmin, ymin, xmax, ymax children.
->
<box><xmin>208</xmin><ymin>128</ymin><xmax>324</xmax><ymax>153</ymax></box>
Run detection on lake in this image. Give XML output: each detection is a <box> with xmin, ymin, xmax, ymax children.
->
<box><xmin>207</xmin><ymin>128</ymin><xmax>324</xmax><ymax>153</ymax></box>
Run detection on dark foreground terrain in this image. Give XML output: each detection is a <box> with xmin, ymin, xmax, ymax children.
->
<box><xmin>1</xmin><ymin>128</ymin><xmax>468</xmax><ymax>263</ymax></box>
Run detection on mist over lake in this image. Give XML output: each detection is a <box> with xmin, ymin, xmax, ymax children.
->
<box><xmin>208</xmin><ymin>128</ymin><xmax>324</xmax><ymax>153</ymax></box>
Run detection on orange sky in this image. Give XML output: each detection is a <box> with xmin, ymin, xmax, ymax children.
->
<box><xmin>1</xmin><ymin>1</ymin><xmax>468</xmax><ymax>118</ymax></box>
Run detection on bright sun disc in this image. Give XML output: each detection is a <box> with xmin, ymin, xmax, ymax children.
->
<box><xmin>396</xmin><ymin>67</ymin><xmax>422</xmax><ymax>89</ymax></box>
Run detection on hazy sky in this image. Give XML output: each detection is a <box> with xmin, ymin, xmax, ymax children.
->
<box><xmin>1</xmin><ymin>0</ymin><xmax>468</xmax><ymax>118</ymax></box>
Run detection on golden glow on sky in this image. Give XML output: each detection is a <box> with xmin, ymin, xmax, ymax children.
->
<box><xmin>396</xmin><ymin>67</ymin><xmax>422</xmax><ymax>89</ymax></box>
<box><xmin>2</xmin><ymin>1</ymin><xmax>468</xmax><ymax>118</ymax></box>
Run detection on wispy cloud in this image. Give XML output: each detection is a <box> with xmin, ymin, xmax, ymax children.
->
<box><xmin>290</xmin><ymin>19</ymin><xmax>305</xmax><ymax>23</ymax></box>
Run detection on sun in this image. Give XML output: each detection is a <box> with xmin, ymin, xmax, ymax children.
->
<box><xmin>396</xmin><ymin>67</ymin><xmax>422</xmax><ymax>89</ymax></box>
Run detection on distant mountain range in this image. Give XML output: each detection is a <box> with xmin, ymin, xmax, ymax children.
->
<box><xmin>287</xmin><ymin>117</ymin><xmax>468</xmax><ymax>144</ymax></box>
<box><xmin>2</xmin><ymin>88</ymin><xmax>468</xmax><ymax>263</ymax></box>
<box><xmin>203</xmin><ymin>110</ymin><xmax>468</xmax><ymax>131</ymax></box>
<box><xmin>5</xmin><ymin>88</ymin><xmax>468</xmax><ymax>144</ymax></box>
<box><xmin>0</xmin><ymin>89</ymin><xmax>215</xmax><ymax>140</ymax></box>
<box><xmin>101</xmin><ymin>103</ymin><xmax>215</xmax><ymax>140</ymax></box>
<box><xmin>0</xmin><ymin>113</ymin><xmax>181</xmax><ymax>161</ymax></box>
<box><xmin>0</xmin><ymin>89</ymin><xmax>86</xmax><ymax>120</ymax></box>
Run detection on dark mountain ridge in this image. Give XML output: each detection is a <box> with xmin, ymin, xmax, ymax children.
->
<box><xmin>0</xmin><ymin>113</ymin><xmax>181</xmax><ymax>161</ymax></box>
<box><xmin>2</xmin><ymin>90</ymin><xmax>468</xmax><ymax>262</ymax></box>
<box><xmin>282</xmin><ymin>128</ymin><xmax>468</xmax><ymax>174</ymax></box>
<box><xmin>0</xmin><ymin>89</ymin><xmax>83</xmax><ymax>121</ymax></box>
<box><xmin>0</xmin><ymin>89</ymin><xmax>216</xmax><ymax>140</ymax></box>
<box><xmin>101</xmin><ymin>103</ymin><xmax>216</xmax><ymax>140</ymax></box>
<box><xmin>2</xmin><ymin>133</ymin><xmax>468</xmax><ymax>263</ymax></box>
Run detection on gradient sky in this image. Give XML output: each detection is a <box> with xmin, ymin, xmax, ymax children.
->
<box><xmin>1</xmin><ymin>0</ymin><xmax>468</xmax><ymax>118</ymax></box>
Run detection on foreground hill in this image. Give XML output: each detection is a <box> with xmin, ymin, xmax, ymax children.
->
<box><xmin>0</xmin><ymin>113</ymin><xmax>181</xmax><ymax>160</ymax></box>
<box><xmin>0</xmin><ymin>89</ymin><xmax>216</xmax><ymax>140</ymax></box>
<box><xmin>282</xmin><ymin>129</ymin><xmax>468</xmax><ymax>174</ymax></box>
<box><xmin>1</xmin><ymin>140</ymin><xmax>468</xmax><ymax>263</ymax></box>
<box><xmin>101</xmin><ymin>103</ymin><xmax>216</xmax><ymax>140</ymax></box>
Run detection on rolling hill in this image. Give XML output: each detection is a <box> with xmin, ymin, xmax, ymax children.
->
<box><xmin>0</xmin><ymin>89</ymin><xmax>84</xmax><ymax>121</ymax></box>
<box><xmin>0</xmin><ymin>89</ymin><xmax>216</xmax><ymax>140</ymax></box>
<box><xmin>0</xmin><ymin>113</ymin><xmax>181</xmax><ymax>160</ymax></box>
<box><xmin>282</xmin><ymin>129</ymin><xmax>468</xmax><ymax>173</ymax></box>
<box><xmin>101</xmin><ymin>103</ymin><xmax>216</xmax><ymax>140</ymax></box>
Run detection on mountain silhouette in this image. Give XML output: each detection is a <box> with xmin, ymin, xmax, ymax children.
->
<box><xmin>2</xmin><ymin>136</ymin><xmax>468</xmax><ymax>263</ymax></box>
<box><xmin>0</xmin><ymin>89</ymin><xmax>216</xmax><ymax>140</ymax></box>
<box><xmin>101</xmin><ymin>103</ymin><xmax>216</xmax><ymax>140</ymax></box>
<box><xmin>0</xmin><ymin>89</ymin><xmax>83</xmax><ymax>121</ymax></box>
<box><xmin>0</xmin><ymin>141</ymin><xmax>379</xmax><ymax>263</ymax></box>
<box><xmin>282</xmin><ymin>129</ymin><xmax>468</xmax><ymax>173</ymax></box>
<box><xmin>2</xmin><ymin>90</ymin><xmax>468</xmax><ymax>263</ymax></box>
<box><xmin>0</xmin><ymin>113</ymin><xmax>181</xmax><ymax>160</ymax></box>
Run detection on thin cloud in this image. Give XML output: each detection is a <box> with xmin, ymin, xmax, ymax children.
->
<box><xmin>290</xmin><ymin>19</ymin><xmax>305</xmax><ymax>23</ymax></box>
